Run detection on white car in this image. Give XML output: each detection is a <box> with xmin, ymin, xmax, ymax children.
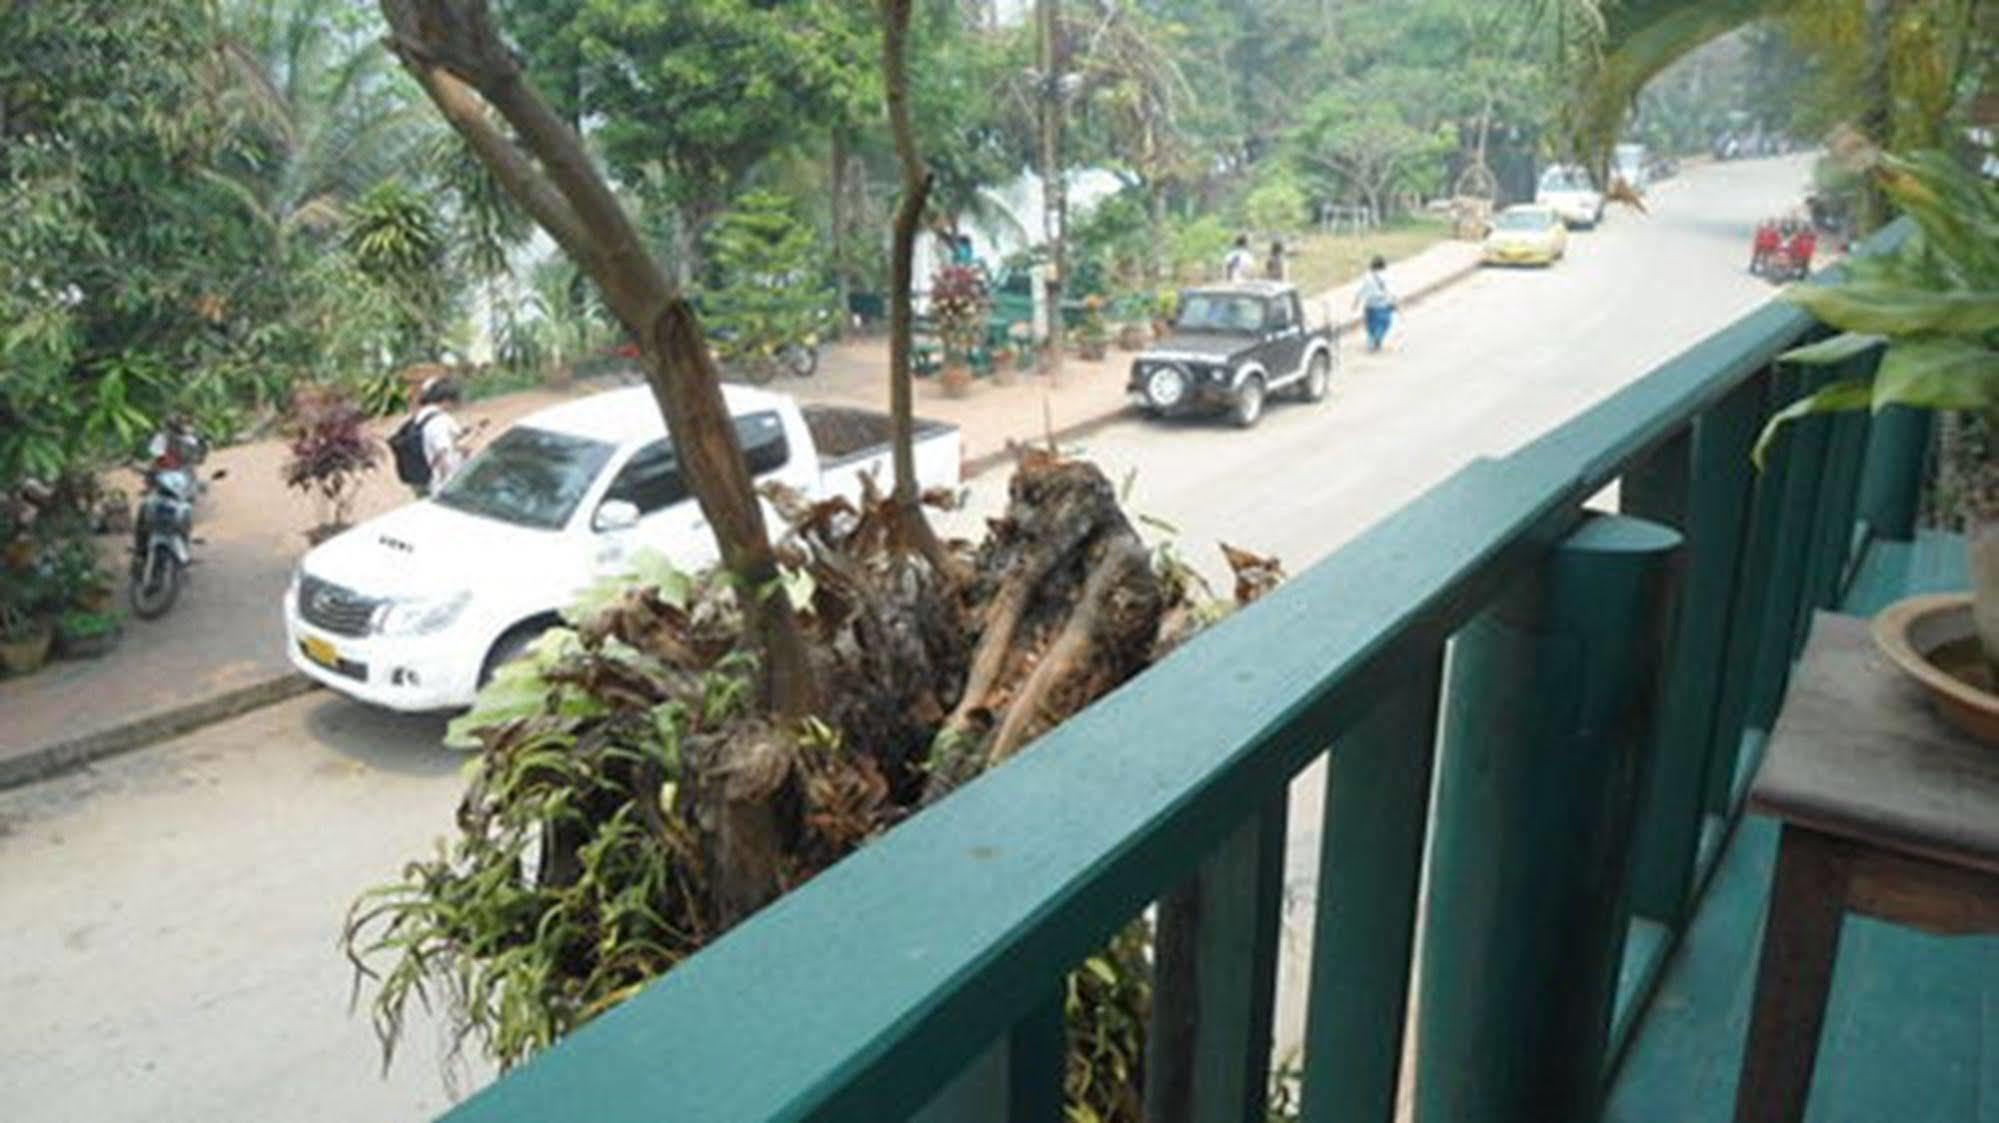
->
<box><xmin>1536</xmin><ymin>164</ymin><xmax>1605</xmax><ymax>229</ymax></box>
<box><xmin>284</xmin><ymin>384</ymin><xmax>961</xmax><ymax>711</ymax></box>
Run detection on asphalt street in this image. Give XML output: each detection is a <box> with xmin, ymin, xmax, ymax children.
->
<box><xmin>0</xmin><ymin>154</ymin><xmax>1814</xmax><ymax>1122</ymax></box>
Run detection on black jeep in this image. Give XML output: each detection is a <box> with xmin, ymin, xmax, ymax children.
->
<box><xmin>1127</xmin><ymin>281</ymin><xmax>1340</xmax><ymax>428</ymax></box>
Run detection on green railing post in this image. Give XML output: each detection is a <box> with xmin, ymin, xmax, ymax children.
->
<box><xmin>1745</xmin><ymin>368</ymin><xmax>1837</xmax><ymax>738</ymax></box>
<box><xmin>911</xmin><ymin>986</ymin><xmax>1065</xmax><ymax>1123</ymax></box>
<box><xmin>1799</xmin><ymin>408</ymin><xmax>1869</xmax><ymax>615</ymax></box>
<box><xmin>1415</xmin><ymin>514</ymin><xmax>1682</xmax><ymax>1122</ymax></box>
<box><xmin>1146</xmin><ymin>798</ymin><xmax>1288</xmax><ymax>1123</ymax></box>
<box><xmin>1854</xmin><ymin>405</ymin><xmax>1932</xmax><ymax>542</ymax></box>
<box><xmin>1298</xmin><ymin>652</ymin><xmax>1443</xmax><ymax>1123</ymax></box>
<box><xmin>1704</xmin><ymin>366</ymin><xmax>1790</xmax><ymax>819</ymax></box>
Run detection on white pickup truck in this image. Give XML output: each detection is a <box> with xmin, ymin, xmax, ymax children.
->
<box><xmin>284</xmin><ymin>384</ymin><xmax>961</xmax><ymax>711</ymax></box>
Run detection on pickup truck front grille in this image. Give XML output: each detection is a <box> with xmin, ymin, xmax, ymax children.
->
<box><xmin>299</xmin><ymin>574</ymin><xmax>379</xmax><ymax>637</ymax></box>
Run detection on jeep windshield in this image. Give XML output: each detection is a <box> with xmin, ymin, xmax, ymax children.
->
<box><xmin>1175</xmin><ymin>293</ymin><xmax>1267</xmax><ymax>333</ymax></box>
<box><xmin>431</xmin><ymin>426</ymin><xmax>616</xmax><ymax>530</ymax></box>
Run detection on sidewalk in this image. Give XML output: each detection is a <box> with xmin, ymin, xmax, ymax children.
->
<box><xmin>0</xmin><ymin>237</ymin><xmax>1483</xmax><ymax>788</ymax></box>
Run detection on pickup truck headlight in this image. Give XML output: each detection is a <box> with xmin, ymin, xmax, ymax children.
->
<box><xmin>373</xmin><ymin>590</ymin><xmax>472</xmax><ymax>636</ymax></box>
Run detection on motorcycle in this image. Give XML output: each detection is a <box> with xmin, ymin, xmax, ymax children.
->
<box><xmin>129</xmin><ymin>424</ymin><xmax>225</xmax><ymax>619</ymax></box>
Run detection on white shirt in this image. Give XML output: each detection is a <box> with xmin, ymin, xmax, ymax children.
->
<box><xmin>417</xmin><ymin>405</ymin><xmax>464</xmax><ymax>486</ymax></box>
<box><xmin>1355</xmin><ymin>270</ymin><xmax>1394</xmax><ymax>310</ymax></box>
<box><xmin>1223</xmin><ymin>249</ymin><xmax>1254</xmax><ymax>281</ymax></box>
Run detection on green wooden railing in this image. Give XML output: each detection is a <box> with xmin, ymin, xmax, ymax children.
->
<box><xmin>444</xmin><ymin>223</ymin><xmax>1923</xmax><ymax>1123</ymax></box>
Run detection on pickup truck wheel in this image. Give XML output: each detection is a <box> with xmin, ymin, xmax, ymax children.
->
<box><xmin>1231</xmin><ymin>376</ymin><xmax>1265</xmax><ymax>428</ymax></box>
<box><xmin>1300</xmin><ymin>351</ymin><xmax>1331</xmax><ymax>402</ymax></box>
<box><xmin>480</xmin><ymin>620</ymin><xmax>555</xmax><ymax>688</ymax></box>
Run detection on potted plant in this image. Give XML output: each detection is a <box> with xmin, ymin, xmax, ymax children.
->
<box><xmin>0</xmin><ymin>570</ymin><xmax>56</xmax><ymax>676</ymax></box>
<box><xmin>54</xmin><ymin>609</ymin><xmax>121</xmax><ymax>659</ymax></box>
<box><xmin>1076</xmin><ymin>296</ymin><xmax>1110</xmax><ymax>361</ymax></box>
<box><xmin>284</xmin><ymin>383</ymin><xmax>382</xmax><ymax>546</ymax></box>
<box><xmin>1755</xmin><ymin>143</ymin><xmax>1998</xmax><ymax>740</ymax></box>
<box><xmin>929</xmin><ymin>263</ymin><xmax>989</xmax><ymax>398</ymax></box>
<box><xmin>1151</xmin><ymin>287</ymin><xmax>1180</xmax><ymax>341</ymax></box>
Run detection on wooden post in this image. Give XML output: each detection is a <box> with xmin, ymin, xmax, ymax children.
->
<box><xmin>1415</xmin><ymin>514</ymin><xmax>1682</xmax><ymax>1122</ymax></box>
<box><xmin>1299</xmin><ymin>653</ymin><xmax>1443</xmax><ymax>1123</ymax></box>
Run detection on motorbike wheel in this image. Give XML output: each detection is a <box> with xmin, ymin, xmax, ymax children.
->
<box><xmin>778</xmin><ymin>341</ymin><xmax>818</xmax><ymax>379</ymax></box>
<box><xmin>129</xmin><ymin>547</ymin><xmax>183</xmax><ymax>619</ymax></box>
<box><xmin>740</xmin><ymin>355</ymin><xmax>781</xmax><ymax>386</ymax></box>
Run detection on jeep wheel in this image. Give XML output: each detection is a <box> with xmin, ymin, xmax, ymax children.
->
<box><xmin>1231</xmin><ymin>376</ymin><xmax>1265</xmax><ymax>428</ymax></box>
<box><xmin>1300</xmin><ymin>351</ymin><xmax>1331</xmax><ymax>402</ymax></box>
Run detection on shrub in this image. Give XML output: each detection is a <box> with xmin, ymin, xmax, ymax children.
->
<box><xmin>283</xmin><ymin>384</ymin><xmax>380</xmax><ymax>536</ymax></box>
<box><xmin>929</xmin><ymin>263</ymin><xmax>991</xmax><ymax>363</ymax></box>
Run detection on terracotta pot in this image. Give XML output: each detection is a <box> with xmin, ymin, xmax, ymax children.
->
<box><xmin>1873</xmin><ymin>592</ymin><xmax>1999</xmax><ymax>746</ymax></box>
<box><xmin>0</xmin><ymin>623</ymin><xmax>54</xmax><ymax>676</ymax></box>
<box><xmin>940</xmin><ymin>362</ymin><xmax>973</xmax><ymax>398</ymax></box>
<box><xmin>1077</xmin><ymin>341</ymin><xmax>1107</xmax><ymax>361</ymax></box>
<box><xmin>1116</xmin><ymin>323</ymin><xmax>1148</xmax><ymax>351</ymax></box>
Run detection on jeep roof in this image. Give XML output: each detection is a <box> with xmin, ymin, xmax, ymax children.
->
<box><xmin>1183</xmin><ymin>280</ymin><xmax>1297</xmax><ymax>299</ymax></box>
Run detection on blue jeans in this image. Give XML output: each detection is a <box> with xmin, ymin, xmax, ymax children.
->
<box><xmin>1364</xmin><ymin>304</ymin><xmax>1394</xmax><ymax>351</ymax></box>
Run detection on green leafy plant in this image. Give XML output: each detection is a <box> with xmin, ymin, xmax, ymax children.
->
<box><xmin>702</xmin><ymin>190</ymin><xmax>832</xmax><ymax>378</ymax></box>
<box><xmin>929</xmin><ymin>263</ymin><xmax>992</xmax><ymax>365</ymax></box>
<box><xmin>1754</xmin><ymin>148</ymin><xmax>1998</xmax><ymax>466</ymax></box>
<box><xmin>283</xmin><ymin>383</ymin><xmax>381</xmax><ymax>537</ymax></box>
<box><xmin>57</xmin><ymin>609</ymin><xmax>120</xmax><ymax>638</ymax></box>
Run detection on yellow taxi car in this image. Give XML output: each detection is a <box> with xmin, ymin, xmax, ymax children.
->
<box><xmin>1482</xmin><ymin>204</ymin><xmax>1569</xmax><ymax>267</ymax></box>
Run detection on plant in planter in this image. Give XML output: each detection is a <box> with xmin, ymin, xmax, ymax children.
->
<box><xmin>1755</xmin><ymin>145</ymin><xmax>1999</xmax><ymax>727</ymax></box>
<box><xmin>0</xmin><ymin>569</ymin><xmax>57</xmax><ymax>676</ymax></box>
<box><xmin>1151</xmin><ymin>287</ymin><xmax>1180</xmax><ymax>340</ymax></box>
<box><xmin>1076</xmin><ymin>295</ymin><xmax>1110</xmax><ymax>361</ymax></box>
<box><xmin>284</xmin><ymin>384</ymin><xmax>382</xmax><ymax>545</ymax></box>
<box><xmin>54</xmin><ymin>609</ymin><xmax>122</xmax><ymax>659</ymax></box>
<box><xmin>929</xmin><ymin>263</ymin><xmax>989</xmax><ymax>397</ymax></box>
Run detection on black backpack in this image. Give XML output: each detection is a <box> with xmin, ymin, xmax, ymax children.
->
<box><xmin>389</xmin><ymin>412</ymin><xmax>435</xmax><ymax>488</ymax></box>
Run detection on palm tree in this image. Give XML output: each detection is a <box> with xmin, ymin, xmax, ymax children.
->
<box><xmin>209</xmin><ymin>0</ymin><xmax>436</xmax><ymax>247</ymax></box>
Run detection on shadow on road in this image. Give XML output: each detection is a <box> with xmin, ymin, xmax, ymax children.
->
<box><xmin>303</xmin><ymin>695</ymin><xmax>462</xmax><ymax>778</ymax></box>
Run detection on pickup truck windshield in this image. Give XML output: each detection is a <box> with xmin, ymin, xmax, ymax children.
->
<box><xmin>432</xmin><ymin>426</ymin><xmax>616</xmax><ymax>530</ymax></box>
<box><xmin>1176</xmin><ymin>293</ymin><xmax>1267</xmax><ymax>333</ymax></box>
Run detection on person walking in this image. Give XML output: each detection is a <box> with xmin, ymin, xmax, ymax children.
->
<box><xmin>390</xmin><ymin>376</ymin><xmax>467</xmax><ymax>498</ymax></box>
<box><xmin>1223</xmin><ymin>235</ymin><xmax>1255</xmax><ymax>282</ymax></box>
<box><xmin>1354</xmin><ymin>255</ymin><xmax>1397</xmax><ymax>352</ymax></box>
<box><xmin>1264</xmin><ymin>239</ymin><xmax>1287</xmax><ymax>281</ymax></box>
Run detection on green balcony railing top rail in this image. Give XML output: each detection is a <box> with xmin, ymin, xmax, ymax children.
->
<box><xmin>445</xmin><ymin>221</ymin><xmax>1916</xmax><ymax>1123</ymax></box>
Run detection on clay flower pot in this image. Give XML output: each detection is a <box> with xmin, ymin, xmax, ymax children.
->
<box><xmin>940</xmin><ymin>361</ymin><xmax>974</xmax><ymax>398</ymax></box>
<box><xmin>1873</xmin><ymin>593</ymin><xmax>1999</xmax><ymax>746</ymax></box>
<box><xmin>1116</xmin><ymin>323</ymin><xmax>1148</xmax><ymax>351</ymax></box>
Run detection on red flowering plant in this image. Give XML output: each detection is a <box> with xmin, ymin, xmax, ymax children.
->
<box><xmin>283</xmin><ymin>383</ymin><xmax>380</xmax><ymax>543</ymax></box>
<box><xmin>928</xmin><ymin>263</ymin><xmax>990</xmax><ymax>366</ymax></box>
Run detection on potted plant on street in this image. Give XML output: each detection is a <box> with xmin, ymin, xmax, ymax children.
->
<box><xmin>1076</xmin><ymin>296</ymin><xmax>1109</xmax><ymax>361</ymax></box>
<box><xmin>0</xmin><ymin>570</ymin><xmax>56</xmax><ymax>676</ymax></box>
<box><xmin>929</xmin><ymin>263</ymin><xmax>988</xmax><ymax>398</ymax></box>
<box><xmin>1756</xmin><ymin>145</ymin><xmax>1998</xmax><ymax>741</ymax></box>
<box><xmin>284</xmin><ymin>383</ymin><xmax>381</xmax><ymax>546</ymax></box>
<box><xmin>54</xmin><ymin>608</ymin><xmax>122</xmax><ymax>659</ymax></box>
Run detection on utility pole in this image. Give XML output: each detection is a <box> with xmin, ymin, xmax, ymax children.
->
<box><xmin>1038</xmin><ymin>0</ymin><xmax>1066</xmax><ymax>380</ymax></box>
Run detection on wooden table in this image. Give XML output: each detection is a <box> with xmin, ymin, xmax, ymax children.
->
<box><xmin>1734</xmin><ymin>612</ymin><xmax>1999</xmax><ymax>1122</ymax></box>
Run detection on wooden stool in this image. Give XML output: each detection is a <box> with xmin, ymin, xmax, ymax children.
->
<box><xmin>1734</xmin><ymin>613</ymin><xmax>1999</xmax><ymax>1122</ymax></box>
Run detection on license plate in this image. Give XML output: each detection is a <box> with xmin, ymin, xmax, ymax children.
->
<box><xmin>303</xmin><ymin>635</ymin><xmax>339</xmax><ymax>668</ymax></box>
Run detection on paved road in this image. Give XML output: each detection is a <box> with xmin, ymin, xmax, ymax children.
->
<box><xmin>0</xmin><ymin>155</ymin><xmax>1812</xmax><ymax>1122</ymax></box>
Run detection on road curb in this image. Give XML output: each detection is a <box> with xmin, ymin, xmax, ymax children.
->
<box><xmin>961</xmin><ymin>252</ymin><xmax>1484</xmax><ymax>481</ymax></box>
<box><xmin>0</xmin><ymin>672</ymin><xmax>320</xmax><ymax>791</ymax></box>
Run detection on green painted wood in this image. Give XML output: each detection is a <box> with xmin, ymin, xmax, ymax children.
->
<box><xmin>1009</xmin><ymin>988</ymin><xmax>1065</xmax><ymax>1122</ymax></box>
<box><xmin>1839</xmin><ymin>529</ymin><xmax>1973</xmax><ymax>616</ymax></box>
<box><xmin>1703</xmin><ymin>368</ymin><xmax>1788</xmax><ymax>819</ymax></box>
<box><xmin>1298</xmin><ymin>654</ymin><xmax>1443</xmax><ymax>1123</ymax></box>
<box><xmin>1604</xmin><ymin>817</ymin><xmax>1999</xmax><ymax>1123</ymax></box>
<box><xmin>1148</xmin><ymin>798</ymin><xmax>1289</xmax><ymax>1123</ymax></box>
<box><xmin>1745</xmin><ymin>370</ymin><xmax>1833</xmax><ymax>740</ymax></box>
<box><xmin>1623</xmin><ymin>385</ymin><xmax>1759</xmax><ymax>930</ymax></box>
<box><xmin>1608</xmin><ymin>915</ymin><xmax>1672</xmax><ymax>1066</ymax></box>
<box><xmin>1416</xmin><ymin>515</ymin><xmax>1683</xmax><ymax>1123</ymax></box>
<box><xmin>1853</xmin><ymin>406</ymin><xmax>1932</xmax><ymax>543</ymax></box>
<box><xmin>441</xmin><ymin>223</ymin><xmax>1921</xmax><ymax>1123</ymax></box>
<box><xmin>912</xmin><ymin>1038</ymin><xmax>1010</xmax><ymax>1123</ymax></box>
<box><xmin>1799</xmin><ymin>409</ymin><xmax>1869</xmax><ymax>618</ymax></box>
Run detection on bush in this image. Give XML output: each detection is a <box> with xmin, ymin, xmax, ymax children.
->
<box><xmin>703</xmin><ymin>191</ymin><xmax>832</xmax><ymax>375</ymax></box>
<box><xmin>928</xmin><ymin>263</ymin><xmax>991</xmax><ymax>362</ymax></box>
<box><xmin>283</xmin><ymin>384</ymin><xmax>380</xmax><ymax>535</ymax></box>
<box><xmin>1165</xmin><ymin>214</ymin><xmax>1235</xmax><ymax>283</ymax></box>
<box><xmin>1243</xmin><ymin>168</ymin><xmax>1310</xmax><ymax>234</ymax></box>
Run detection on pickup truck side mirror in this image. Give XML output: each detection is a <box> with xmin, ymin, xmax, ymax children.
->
<box><xmin>593</xmin><ymin>499</ymin><xmax>640</xmax><ymax>533</ymax></box>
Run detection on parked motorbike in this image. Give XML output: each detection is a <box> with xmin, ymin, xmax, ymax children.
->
<box><xmin>129</xmin><ymin>424</ymin><xmax>225</xmax><ymax>619</ymax></box>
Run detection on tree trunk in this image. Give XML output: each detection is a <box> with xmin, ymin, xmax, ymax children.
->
<box><xmin>830</xmin><ymin>127</ymin><xmax>850</xmax><ymax>342</ymax></box>
<box><xmin>1038</xmin><ymin>0</ymin><xmax>1066</xmax><ymax>379</ymax></box>
<box><xmin>1149</xmin><ymin>178</ymin><xmax>1168</xmax><ymax>287</ymax></box>
<box><xmin>380</xmin><ymin>0</ymin><xmax>817</xmax><ymax>717</ymax></box>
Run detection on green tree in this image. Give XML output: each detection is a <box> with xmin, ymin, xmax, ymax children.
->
<box><xmin>702</xmin><ymin>190</ymin><xmax>831</xmax><ymax>377</ymax></box>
